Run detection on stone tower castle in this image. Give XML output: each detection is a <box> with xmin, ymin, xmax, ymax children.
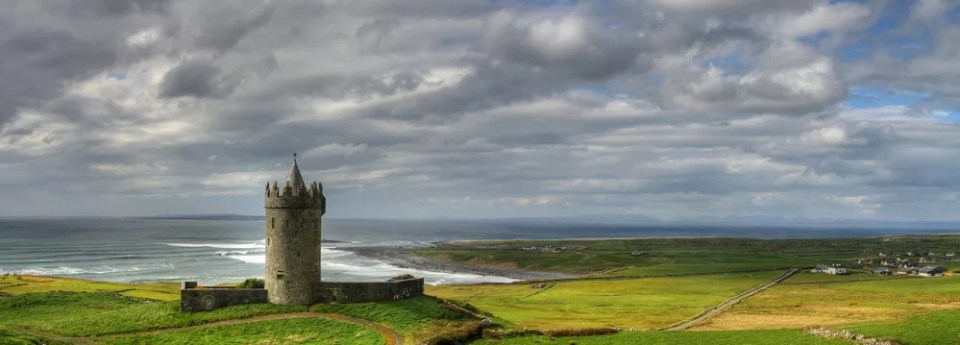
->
<box><xmin>263</xmin><ymin>157</ymin><xmax>326</xmax><ymax>305</ymax></box>
<box><xmin>179</xmin><ymin>156</ymin><xmax>423</xmax><ymax>312</ymax></box>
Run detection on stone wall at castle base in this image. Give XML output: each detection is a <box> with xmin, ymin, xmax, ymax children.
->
<box><xmin>316</xmin><ymin>278</ymin><xmax>424</xmax><ymax>304</ymax></box>
<box><xmin>179</xmin><ymin>278</ymin><xmax>424</xmax><ymax>312</ymax></box>
<box><xmin>180</xmin><ymin>286</ymin><xmax>268</xmax><ymax>312</ymax></box>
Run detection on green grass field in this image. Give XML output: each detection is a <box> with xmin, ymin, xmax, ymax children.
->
<box><xmin>848</xmin><ymin>309</ymin><xmax>960</xmax><ymax>345</ymax></box>
<box><xmin>309</xmin><ymin>296</ymin><xmax>471</xmax><ymax>340</ymax></box>
<box><xmin>0</xmin><ymin>291</ymin><xmax>305</xmax><ymax>337</ymax></box>
<box><xmin>418</xmin><ymin>236</ymin><xmax>960</xmax><ymax>277</ymax></box>
<box><xmin>102</xmin><ymin>318</ymin><xmax>384</xmax><ymax>345</ymax></box>
<box><xmin>695</xmin><ymin>272</ymin><xmax>960</xmax><ymax>330</ymax></box>
<box><xmin>429</xmin><ymin>271</ymin><xmax>781</xmax><ymax>330</ymax></box>
<box><xmin>470</xmin><ymin>329</ymin><xmax>848</xmax><ymax>345</ymax></box>
<box><xmin>0</xmin><ymin>275</ymin><xmax>180</xmax><ymax>301</ymax></box>
<box><xmin>0</xmin><ymin>277</ymin><xmax>471</xmax><ymax>344</ymax></box>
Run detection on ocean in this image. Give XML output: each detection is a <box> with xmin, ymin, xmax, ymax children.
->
<box><xmin>0</xmin><ymin>217</ymin><xmax>954</xmax><ymax>285</ymax></box>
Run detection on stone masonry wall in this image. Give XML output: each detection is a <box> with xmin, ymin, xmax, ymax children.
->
<box><xmin>265</xmin><ymin>198</ymin><xmax>322</xmax><ymax>305</ymax></box>
<box><xmin>180</xmin><ymin>286</ymin><xmax>268</xmax><ymax>312</ymax></box>
<box><xmin>315</xmin><ymin>278</ymin><xmax>424</xmax><ymax>304</ymax></box>
<box><xmin>180</xmin><ymin>278</ymin><xmax>423</xmax><ymax>312</ymax></box>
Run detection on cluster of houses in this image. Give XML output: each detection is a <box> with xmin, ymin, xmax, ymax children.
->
<box><xmin>812</xmin><ymin>250</ymin><xmax>955</xmax><ymax>277</ymax></box>
<box><xmin>516</xmin><ymin>245</ymin><xmax>586</xmax><ymax>253</ymax></box>
<box><xmin>811</xmin><ymin>263</ymin><xmax>948</xmax><ymax>277</ymax></box>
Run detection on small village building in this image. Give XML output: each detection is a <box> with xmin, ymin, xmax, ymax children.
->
<box><xmin>811</xmin><ymin>264</ymin><xmax>850</xmax><ymax>275</ymax></box>
<box><xmin>917</xmin><ymin>266</ymin><xmax>948</xmax><ymax>277</ymax></box>
<box><xmin>631</xmin><ymin>250</ymin><xmax>647</xmax><ymax>256</ymax></box>
<box><xmin>871</xmin><ymin>267</ymin><xmax>892</xmax><ymax>276</ymax></box>
<box><xmin>896</xmin><ymin>267</ymin><xmax>918</xmax><ymax>275</ymax></box>
<box><xmin>919</xmin><ymin>256</ymin><xmax>936</xmax><ymax>264</ymax></box>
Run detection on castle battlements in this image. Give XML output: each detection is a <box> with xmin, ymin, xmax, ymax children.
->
<box><xmin>264</xmin><ymin>165</ymin><xmax>326</xmax><ymax>213</ymax></box>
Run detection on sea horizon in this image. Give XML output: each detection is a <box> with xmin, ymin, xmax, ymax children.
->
<box><xmin>2</xmin><ymin>217</ymin><xmax>958</xmax><ymax>286</ymax></box>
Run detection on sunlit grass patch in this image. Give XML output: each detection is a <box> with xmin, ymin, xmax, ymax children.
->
<box><xmin>0</xmin><ymin>275</ymin><xmax>180</xmax><ymax>301</ymax></box>
<box><xmin>469</xmin><ymin>329</ymin><xmax>848</xmax><ymax>345</ymax></box>
<box><xmin>695</xmin><ymin>274</ymin><xmax>960</xmax><ymax>330</ymax></box>
<box><xmin>428</xmin><ymin>271</ymin><xmax>781</xmax><ymax>330</ymax></box>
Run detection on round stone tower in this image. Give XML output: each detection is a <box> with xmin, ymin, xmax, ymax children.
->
<box><xmin>264</xmin><ymin>157</ymin><xmax>326</xmax><ymax>305</ymax></box>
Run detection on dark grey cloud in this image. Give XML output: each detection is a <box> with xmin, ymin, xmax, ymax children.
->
<box><xmin>159</xmin><ymin>59</ymin><xmax>225</xmax><ymax>98</ymax></box>
<box><xmin>65</xmin><ymin>0</ymin><xmax>171</xmax><ymax>16</ymax></box>
<box><xmin>190</xmin><ymin>2</ymin><xmax>276</xmax><ymax>51</ymax></box>
<box><xmin>0</xmin><ymin>27</ymin><xmax>117</xmax><ymax>126</ymax></box>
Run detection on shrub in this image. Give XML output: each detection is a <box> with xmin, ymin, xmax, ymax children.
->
<box><xmin>238</xmin><ymin>278</ymin><xmax>265</xmax><ymax>289</ymax></box>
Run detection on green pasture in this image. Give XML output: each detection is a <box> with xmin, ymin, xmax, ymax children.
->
<box><xmin>102</xmin><ymin>318</ymin><xmax>384</xmax><ymax>345</ymax></box>
<box><xmin>849</xmin><ymin>309</ymin><xmax>960</xmax><ymax>345</ymax></box>
<box><xmin>469</xmin><ymin>329</ymin><xmax>848</xmax><ymax>345</ymax></box>
<box><xmin>309</xmin><ymin>296</ymin><xmax>471</xmax><ymax>340</ymax></box>
<box><xmin>418</xmin><ymin>236</ymin><xmax>960</xmax><ymax>277</ymax></box>
<box><xmin>697</xmin><ymin>273</ymin><xmax>960</xmax><ymax>330</ymax></box>
<box><xmin>428</xmin><ymin>271</ymin><xmax>781</xmax><ymax>330</ymax></box>
<box><xmin>0</xmin><ymin>291</ymin><xmax>304</xmax><ymax>337</ymax></box>
<box><xmin>0</xmin><ymin>275</ymin><xmax>180</xmax><ymax>301</ymax></box>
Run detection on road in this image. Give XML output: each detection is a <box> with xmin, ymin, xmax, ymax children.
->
<box><xmin>665</xmin><ymin>268</ymin><xmax>800</xmax><ymax>331</ymax></box>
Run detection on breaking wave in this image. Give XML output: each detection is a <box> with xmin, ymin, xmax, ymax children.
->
<box><xmin>164</xmin><ymin>241</ymin><xmax>265</xmax><ymax>249</ymax></box>
<box><xmin>0</xmin><ymin>264</ymin><xmax>175</xmax><ymax>276</ymax></box>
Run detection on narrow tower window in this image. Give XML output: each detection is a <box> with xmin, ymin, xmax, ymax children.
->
<box><xmin>271</xmin><ymin>218</ymin><xmax>275</xmax><ymax>229</ymax></box>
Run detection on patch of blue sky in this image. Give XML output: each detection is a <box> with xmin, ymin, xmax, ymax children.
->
<box><xmin>864</xmin><ymin>0</ymin><xmax>911</xmax><ymax>34</ymax></box>
<box><xmin>844</xmin><ymin>86</ymin><xmax>930</xmax><ymax>109</ymax></box>
<box><xmin>840</xmin><ymin>40</ymin><xmax>872</xmax><ymax>60</ymax></box>
<box><xmin>106</xmin><ymin>71</ymin><xmax>126</xmax><ymax>80</ymax></box>
<box><xmin>845</xmin><ymin>86</ymin><xmax>960</xmax><ymax>122</ymax></box>
<box><xmin>701</xmin><ymin>53</ymin><xmax>745</xmax><ymax>73</ymax></box>
<box><xmin>947</xmin><ymin>4</ymin><xmax>960</xmax><ymax>23</ymax></box>
<box><xmin>835</xmin><ymin>0</ymin><xmax>934</xmax><ymax>61</ymax></box>
<box><xmin>942</xmin><ymin>112</ymin><xmax>960</xmax><ymax>122</ymax></box>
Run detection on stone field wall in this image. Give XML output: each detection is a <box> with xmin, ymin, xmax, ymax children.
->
<box><xmin>180</xmin><ymin>278</ymin><xmax>424</xmax><ymax>311</ymax></box>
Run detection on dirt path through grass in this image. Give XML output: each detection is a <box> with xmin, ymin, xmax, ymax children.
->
<box><xmin>665</xmin><ymin>268</ymin><xmax>800</xmax><ymax>331</ymax></box>
<box><xmin>13</xmin><ymin>312</ymin><xmax>403</xmax><ymax>345</ymax></box>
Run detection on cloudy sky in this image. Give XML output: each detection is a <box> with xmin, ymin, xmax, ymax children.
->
<box><xmin>0</xmin><ymin>0</ymin><xmax>958</xmax><ymax>220</ymax></box>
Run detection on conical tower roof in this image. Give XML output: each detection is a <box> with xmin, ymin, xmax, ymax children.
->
<box><xmin>286</xmin><ymin>156</ymin><xmax>305</xmax><ymax>192</ymax></box>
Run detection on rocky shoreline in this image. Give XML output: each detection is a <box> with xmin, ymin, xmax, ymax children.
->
<box><xmin>341</xmin><ymin>246</ymin><xmax>574</xmax><ymax>282</ymax></box>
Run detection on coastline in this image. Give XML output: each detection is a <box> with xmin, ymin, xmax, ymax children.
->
<box><xmin>341</xmin><ymin>246</ymin><xmax>574</xmax><ymax>281</ymax></box>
